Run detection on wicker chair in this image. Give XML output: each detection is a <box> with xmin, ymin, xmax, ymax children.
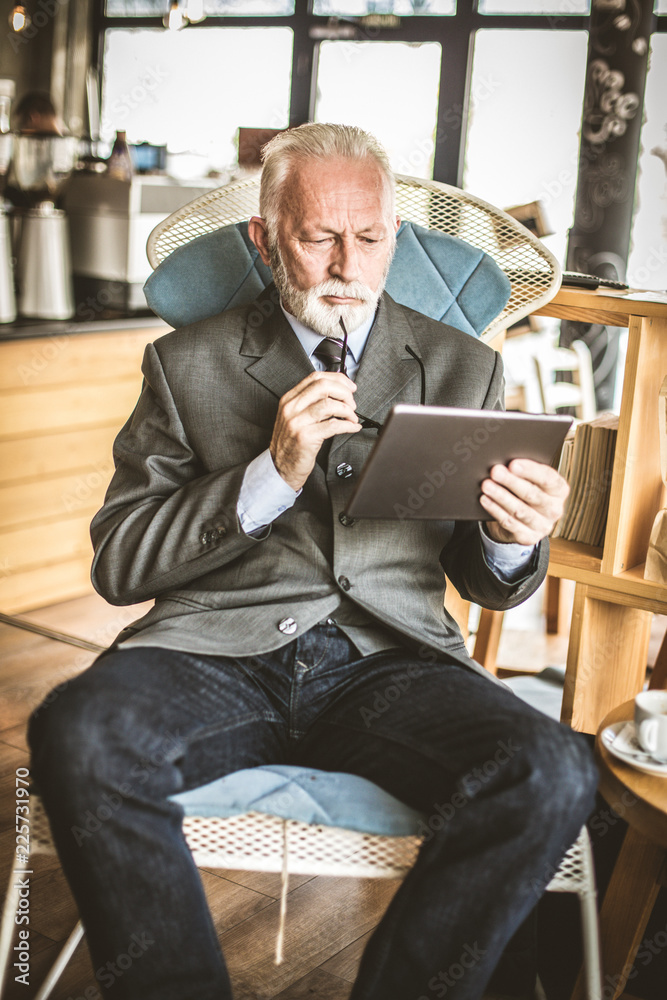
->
<box><xmin>0</xmin><ymin>790</ymin><xmax>600</xmax><ymax>1000</ymax></box>
<box><xmin>146</xmin><ymin>172</ymin><xmax>561</xmax><ymax>345</ymax></box>
<box><xmin>0</xmin><ymin>176</ymin><xmax>601</xmax><ymax>1000</ymax></box>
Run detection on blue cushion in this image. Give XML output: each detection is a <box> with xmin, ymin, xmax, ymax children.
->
<box><xmin>145</xmin><ymin>219</ymin><xmax>510</xmax><ymax>337</ymax></box>
<box><xmin>170</xmin><ymin>764</ymin><xmax>425</xmax><ymax>837</ymax></box>
<box><xmin>386</xmin><ymin>221</ymin><xmax>511</xmax><ymax>338</ymax></box>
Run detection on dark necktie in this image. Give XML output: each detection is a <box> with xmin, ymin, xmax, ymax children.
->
<box><xmin>313</xmin><ymin>337</ymin><xmax>347</xmax><ymax>374</ymax></box>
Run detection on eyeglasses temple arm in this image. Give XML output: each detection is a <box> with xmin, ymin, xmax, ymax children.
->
<box><xmin>404</xmin><ymin>344</ymin><xmax>426</xmax><ymax>406</ymax></box>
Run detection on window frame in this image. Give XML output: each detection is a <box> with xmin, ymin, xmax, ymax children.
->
<box><xmin>94</xmin><ymin>0</ymin><xmax>666</xmax><ymax>187</ymax></box>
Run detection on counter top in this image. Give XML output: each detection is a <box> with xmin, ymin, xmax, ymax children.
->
<box><xmin>0</xmin><ymin>310</ymin><xmax>170</xmax><ymax>342</ymax></box>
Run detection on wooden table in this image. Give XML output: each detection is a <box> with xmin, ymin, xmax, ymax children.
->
<box><xmin>572</xmin><ymin>700</ymin><xmax>667</xmax><ymax>1000</ymax></box>
<box><xmin>533</xmin><ymin>288</ymin><xmax>667</xmax><ymax>734</ymax></box>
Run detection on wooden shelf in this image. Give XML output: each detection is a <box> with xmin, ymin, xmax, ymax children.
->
<box><xmin>533</xmin><ymin>287</ymin><xmax>667</xmax><ymax>327</ymax></box>
<box><xmin>538</xmin><ymin>289</ymin><xmax>667</xmax><ymax>733</ymax></box>
<box><xmin>549</xmin><ymin>537</ymin><xmax>602</xmax><ymax>575</ymax></box>
<box><xmin>549</xmin><ymin>547</ymin><xmax>667</xmax><ymax>613</ymax></box>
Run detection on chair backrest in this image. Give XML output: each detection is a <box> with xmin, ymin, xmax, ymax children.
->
<box><xmin>146</xmin><ymin>173</ymin><xmax>561</xmax><ymax>343</ymax></box>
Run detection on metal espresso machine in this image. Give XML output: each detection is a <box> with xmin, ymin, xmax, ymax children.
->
<box><xmin>0</xmin><ymin>135</ymin><xmax>14</xmax><ymax>324</ymax></box>
<box><xmin>11</xmin><ymin>135</ymin><xmax>79</xmax><ymax>320</ymax></box>
<box><xmin>0</xmin><ymin>82</ymin><xmax>15</xmax><ymax>324</ymax></box>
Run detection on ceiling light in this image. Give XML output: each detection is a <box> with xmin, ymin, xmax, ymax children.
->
<box><xmin>186</xmin><ymin>0</ymin><xmax>205</xmax><ymax>22</ymax></box>
<box><xmin>9</xmin><ymin>4</ymin><xmax>30</xmax><ymax>32</ymax></box>
<box><xmin>164</xmin><ymin>1</ymin><xmax>187</xmax><ymax>31</ymax></box>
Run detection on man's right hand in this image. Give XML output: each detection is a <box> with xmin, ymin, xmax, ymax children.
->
<box><xmin>270</xmin><ymin>371</ymin><xmax>362</xmax><ymax>491</ymax></box>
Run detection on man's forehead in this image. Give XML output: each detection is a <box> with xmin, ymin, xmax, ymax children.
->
<box><xmin>281</xmin><ymin>156</ymin><xmax>394</xmax><ymax>227</ymax></box>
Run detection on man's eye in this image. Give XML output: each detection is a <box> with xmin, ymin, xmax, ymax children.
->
<box><xmin>361</xmin><ymin>237</ymin><xmax>379</xmax><ymax>245</ymax></box>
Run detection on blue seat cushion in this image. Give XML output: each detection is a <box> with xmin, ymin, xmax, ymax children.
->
<box><xmin>170</xmin><ymin>764</ymin><xmax>425</xmax><ymax>837</ymax></box>
<box><xmin>145</xmin><ymin>219</ymin><xmax>510</xmax><ymax>338</ymax></box>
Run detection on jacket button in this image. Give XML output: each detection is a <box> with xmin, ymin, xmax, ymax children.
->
<box><xmin>278</xmin><ymin>616</ymin><xmax>297</xmax><ymax>635</ymax></box>
<box><xmin>338</xmin><ymin>512</ymin><xmax>356</xmax><ymax>527</ymax></box>
<box><xmin>200</xmin><ymin>531</ymin><xmax>211</xmax><ymax>545</ymax></box>
<box><xmin>336</xmin><ymin>462</ymin><xmax>353</xmax><ymax>478</ymax></box>
<box><xmin>338</xmin><ymin>576</ymin><xmax>351</xmax><ymax>592</ymax></box>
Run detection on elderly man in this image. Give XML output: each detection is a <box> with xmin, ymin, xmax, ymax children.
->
<box><xmin>30</xmin><ymin>124</ymin><xmax>596</xmax><ymax>1000</ymax></box>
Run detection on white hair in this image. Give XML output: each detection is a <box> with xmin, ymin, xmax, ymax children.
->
<box><xmin>259</xmin><ymin>122</ymin><xmax>395</xmax><ymax>237</ymax></box>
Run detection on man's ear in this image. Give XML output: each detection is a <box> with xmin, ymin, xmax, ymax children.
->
<box><xmin>248</xmin><ymin>216</ymin><xmax>271</xmax><ymax>266</ymax></box>
<box><xmin>394</xmin><ymin>216</ymin><xmax>401</xmax><ymax>235</ymax></box>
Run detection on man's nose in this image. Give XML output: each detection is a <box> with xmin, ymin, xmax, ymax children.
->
<box><xmin>329</xmin><ymin>239</ymin><xmax>360</xmax><ymax>283</ymax></box>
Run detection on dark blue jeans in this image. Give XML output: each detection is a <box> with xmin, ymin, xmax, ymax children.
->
<box><xmin>28</xmin><ymin>624</ymin><xmax>597</xmax><ymax>1000</ymax></box>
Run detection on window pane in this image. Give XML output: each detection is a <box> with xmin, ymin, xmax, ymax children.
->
<box><xmin>105</xmin><ymin>0</ymin><xmax>294</xmax><ymax>13</ymax></box>
<box><xmin>314</xmin><ymin>41</ymin><xmax>442</xmax><ymax>178</ymax></box>
<box><xmin>313</xmin><ymin>1</ymin><xmax>455</xmax><ymax>15</ymax></box>
<box><xmin>656</xmin><ymin>0</ymin><xmax>667</xmax><ymax>12</ymax></box>
<box><xmin>463</xmin><ymin>30</ymin><xmax>588</xmax><ymax>266</ymax></box>
<box><xmin>628</xmin><ymin>34</ymin><xmax>667</xmax><ymax>291</ymax></box>
<box><xmin>479</xmin><ymin>0</ymin><xmax>589</xmax><ymax>13</ymax></box>
<box><xmin>105</xmin><ymin>0</ymin><xmax>164</xmax><ymax>13</ymax></box>
<box><xmin>101</xmin><ymin>27</ymin><xmax>292</xmax><ymax>175</ymax></box>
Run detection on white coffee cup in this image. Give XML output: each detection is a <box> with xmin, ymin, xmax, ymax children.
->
<box><xmin>634</xmin><ymin>691</ymin><xmax>667</xmax><ymax>762</ymax></box>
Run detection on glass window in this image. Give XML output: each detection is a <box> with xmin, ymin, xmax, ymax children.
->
<box><xmin>628</xmin><ymin>34</ymin><xmax>667</xmax><ymax>291</ymax></box>
<box><xmin>656</xmin><ymin>0</ymin><xmax>667</xmax><ymax>13</ymax></box>
<box><xmin>479</xmin><ymin>0</ymin><xmax>589</xmax><ymax>13</ymax></box>
<box><xmin>105</xmin><ymin>0</ymin><xmax>167</xmax><ymax>12</ymax></box>
<box><xmin>105</xmin><ymin>0</ymin><xmax>294</xmax><ymax>13</ymax></box>
<box><xmin>314</xmin><ymin>40</ymin><xmax>442</xmax><ymax>178</ymax></box>
<box><xmin>313</xmin><ymin>1</ymin><xmax>455</xmax><ymax>15</ymax></box>
<box><xmin>463</xmin><ymin>29</ymin><xmax>588</xmax><ymax>266</ymax></box>
<box><xmin>100</xmin><ymin>27</ymin><xmax>293</xmax><ymax>176</ymax></box>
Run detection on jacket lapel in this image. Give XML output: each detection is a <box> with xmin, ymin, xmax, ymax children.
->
<box><xmin>240</xmin><ymin>286</ymin><xmax>314</xmax><ymax>401</ymax></box>
<box><xmin>239</xmin><ymin>289</ymin><xmax>423</xmax><ymax>454</ymax></box>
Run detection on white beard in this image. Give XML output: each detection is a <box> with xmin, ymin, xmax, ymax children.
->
<box><xmin>269</xmin><ymin>242</ymin><xmax>392</xmax><ymax>338</ymax></box>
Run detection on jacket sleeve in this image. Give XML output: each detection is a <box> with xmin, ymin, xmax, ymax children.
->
<box><xmin>90</xmin><ymin>342</ymin><xmax>269</xmax><ymax>605</ymax></box>
<box><xmin>438</xmin><ymin>348</ymin><xmax>549</xmax><ymax>610</ymax></box>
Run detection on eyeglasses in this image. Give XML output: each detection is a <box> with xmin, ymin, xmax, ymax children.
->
<box><xmin>265</xmin><ymin>318</ymin><xmax>426</xmax><ymax>434</ymax></box>
<box><xmin>337</xmin><ymin>317</ymin><xmax>425</xmax><ymax>433</ymax></box>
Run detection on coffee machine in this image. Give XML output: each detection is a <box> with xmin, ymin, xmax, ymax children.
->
<box><xmin>11</xmin><ymin>135</ymin><xmax>79</xmax><ymax>320</ymax></box>
<box><xmin>0</xmin><ymin>80</ymin><xmax>15</xmax><ymax>324</ymax></box>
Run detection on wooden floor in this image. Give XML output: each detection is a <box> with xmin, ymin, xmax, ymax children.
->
<box><xmin>0</xmin><ymin>588</ymin><xmax>663</xmax><ymax>1000</ymax></box>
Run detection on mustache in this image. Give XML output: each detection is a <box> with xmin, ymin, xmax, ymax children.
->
<box><xmin>311</xmin><ymin>278</ymin><xmax>377</xmax><ymax>305</ymax></box>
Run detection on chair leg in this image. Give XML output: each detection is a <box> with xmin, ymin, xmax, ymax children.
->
<box><xmin>0</xmin><ymin>869</ymin><xmax>22</xmax><ymax>998</ymax></box>
<box><xmin>578</xmin><ymin>890</ymin><xmax>602</xmax><ymax>1000</ymax></box>
<box><xmin>473</xmin><ymin>608</ymin><xmax>504</xmax><ymax>675</ymax></box>
<box><xmin>545</xmin><ymin>576</ymin><xmax>562</xmax><ymax>634</ymax></box>
<box><xmin>33</xmin><ymin>922</ymin><xmax>85</xmax><ymax>1000</ymax></box>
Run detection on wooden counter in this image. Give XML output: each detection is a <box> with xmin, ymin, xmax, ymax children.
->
<box><xmin>0</xmin><ymin>319</ymin><xmax>168</xmax><ymax>613</ymax></box>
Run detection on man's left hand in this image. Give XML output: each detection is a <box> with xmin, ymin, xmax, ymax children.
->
<box><xmin>479</xmin><ymin>459</ymin><xmax>569</xmax><ymax>546</ymax></box>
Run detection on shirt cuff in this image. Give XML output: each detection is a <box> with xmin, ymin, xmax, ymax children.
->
<box><xmin>237</xmin><ymin>449</ymin><xmax>301</xmax><ymax>534</ymax></box>
<box><xmin>479</xmin><ymin>523</ymin><xmax>536</xmax><ymax>583</ymax></box>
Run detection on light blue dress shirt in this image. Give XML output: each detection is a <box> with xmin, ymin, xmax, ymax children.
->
<box><xmin>237</xmin><ymin>307</ymin><xmax>536</xmax><ymax>583</ymax></box>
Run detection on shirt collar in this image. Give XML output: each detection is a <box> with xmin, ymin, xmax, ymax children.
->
<box><xmin>280</xmin><ymin>303</ymin><xmax>376</xmax><ymax>366</ymax></box>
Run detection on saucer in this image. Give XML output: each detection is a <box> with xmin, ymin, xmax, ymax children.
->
<box><xmin>600</xmin><ymin>721</ymin><xmax>667</xmax><ymax>777</ymax></box>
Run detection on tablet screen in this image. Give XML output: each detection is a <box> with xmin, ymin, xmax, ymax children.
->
<box><xmin>345</xmin><ymin>405</ymin><xmax>572</xmax><ymax>520</ymax></box>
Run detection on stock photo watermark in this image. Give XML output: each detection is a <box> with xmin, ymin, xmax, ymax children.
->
<box><xmin>392</xmin><ymin>415</ymin><xmax>503</xmax><ymax>519</ymax></box>
<box><xmin>416</xmin><ymin>941</ymin><xmax>487</xmax><ymax>999</ymax></box>
<box><xmin>70</xmin><ymin>728</ymin><xmax>183</xmax><ymax>846</ymax></box>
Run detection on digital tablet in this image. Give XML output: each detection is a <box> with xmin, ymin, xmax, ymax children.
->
<box><xmin>344</xmin><ymin>405</ymin><xmax>572</xmax><ymax>520</ymax></box>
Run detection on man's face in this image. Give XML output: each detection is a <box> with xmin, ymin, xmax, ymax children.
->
<box><xmin>254</xmin><ymin>156</ymin><xmax>399</xmax><ymax>337</ymax></box>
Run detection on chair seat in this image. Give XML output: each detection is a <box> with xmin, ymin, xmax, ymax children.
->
<box><xmin>2</xmin><ymin>780</ymin><xmax>601</xmax><ymax>1000</ymax></box>
<box><xmin>170</xmin><ymin>763</ymin><xmax>423</xmax><ymax>836</ymax></box>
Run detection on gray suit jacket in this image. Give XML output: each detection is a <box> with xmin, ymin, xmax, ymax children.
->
<box><xmin>91</xmin><ymin>286</ymin><xmax>548</xmax><ymax>678</ymax></box>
